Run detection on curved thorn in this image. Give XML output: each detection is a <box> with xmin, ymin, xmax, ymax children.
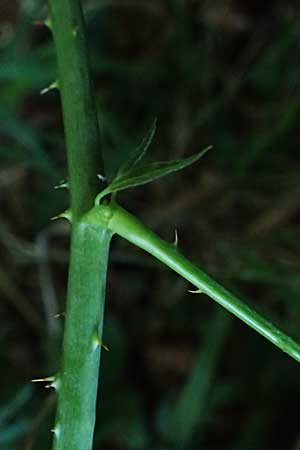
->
<box><xmin>33</xmin><ymin>18</ymin><xmax>52</xmax><ymax>30</ymax></box>
<box><xmin>32</xmin><ymin>375</ymin><xmax>60</xmax><ymax>391</ymax></box>
<box><xmin>32</xmin><ymin>376</ymin><xmax>55</xmax><ymax>383</ymax></box>
<box><xmin>92</xmin><ymin>334</ymin><xmax>109</xmax><ymax>352</ymax></box>
<box><xmin>40</xmin><ymin>80</ymin><xmax>59</xmax><ymax>96</ymax></box>
<box><xmin>54</xmin><ymin>180</ymin><xmax>69</xmax><ymax>190</ymax></box>
<box><xmin>173</xmin><ymin>228</ymin><xmax>179</xmax><ymax>247</ymax></box>
<box><xmin>51</xmin><ymin>424</ymin><xmax>61</xmax><ymax>439</ymax></box>
<box><xmin>97</xmin><ymin>174</ymin><xmax>106</xmax><ymax>182</ymax></box>
<box><xmin>54</xmin><ymin>312</ymin><xmax>65</xmax><ymax>318</ymax></box>
<box><xmin>44</xmin><ymin>18</ymin><xmax>52</xmax><ymax>30</ymax></box>
<box><xmin>46</xmin><ymin>378</ymin><xmax>61</xmax><ymax>390</ymax></box>
<box><xmin>188</xmin><ymin>288</ymin><xmax>203</xmax><ymax>294</ymax></box>
<box><xmin>50</xmin><ymin>210</ymin><xmax>72</xmax><ymax>222</ymax></box>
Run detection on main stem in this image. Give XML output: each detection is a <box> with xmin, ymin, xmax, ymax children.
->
<box><xmin>48</xmin><ymin>1</ymin><xmax>111</xmax><ymax>449</ymax></box>
<box><xmin>49</xmin><ymin>0</ymin><xmax>103</xmax><ymax>217</ymax></box>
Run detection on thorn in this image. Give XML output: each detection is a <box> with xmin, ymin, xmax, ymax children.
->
<box><xmin>92</xmin><ymin>334</ymin><xmax>109</xmax><ymax>352</ymax></box>
<box><xmin>51</xmin><ymin>424</ymin><xmax>60</xmax><ymax>439</ymax></box>
<box><xmin>97</xmin><ymin>174</ymin><xmax>106</xmax><ymax>182</ymax></box>
<box><xmin>32</xmin><ymin>375</ymin><xmax>60</xmax><ymax>391</ymax></box>
<box><xmin>54</xmin><ymin>312</ymin><xmax>65</xmax><ymax>318</ymax></box>
<box><xmin>54</xmin><ymin>180</ymin><xmax>69</xmax><ymax>190</ymax></box>
<box><xmin>173</xmin><ymin>228</ymin><xmax>179</xmax><ymax>247</ymax></box>
<box><xmin>40</xmin><ymin>80</ymin><xmax>59</xmax><ymax>96</ymax></box>
<box><xmin>188</xmin><ymin>288</ymin><xmax>203</xmax><ymax>294</ymax></box>
<box><xmin>33</xmin><ymin>17</ymin><xmax>52</xmax><ymax>30</ymax></box>
<box><xmin>102</xmin><ymin>341</ymin><xmax>109</xmax><ymax>352</ymax></box>
<box><xmin>50</xmin><ymin>210</ymin><xmax>72</xmax><ymax>222</ymax></box>
<box><xmin>32</xmin><ymin>376</ymin><xmax>55</xmax><ymax>383</ymax></box>
<box><xmin>45</xmin><ymin>378</ymin><xmax>61</xmax><ymax>390</ymax></box>
<box><xmin>72</xmin><ymin>26</ymin><xmax>79</xmax><ymax>37</ymax></box>
<box><xmin>45</xmin><ymin>18</ymin><xmax>52</xmax><ymax>30</ymax></box>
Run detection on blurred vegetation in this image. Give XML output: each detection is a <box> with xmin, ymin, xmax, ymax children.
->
<box><xmin>1</xmin><ymin>0</ymin><xmax>300</xmax><ymax>449</ymax></box>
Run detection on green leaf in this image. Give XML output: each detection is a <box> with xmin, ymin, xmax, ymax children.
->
<box><xmin>166</xmin><ymin>309</ymin><xmax>230</xmax><ymax>449</ymax></box>
<box><xmin>96</xmin><ymin>146</ymin><xmax>212</xmax><ymax>202</ymax></box>
<box><xmin>117</xmin><ymin>118</ymin><xmax>157</xmax><ymax>177</ymax></box>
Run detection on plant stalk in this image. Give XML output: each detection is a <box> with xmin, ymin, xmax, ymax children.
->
<box><xmin>88</xmin><ymin>202</ymin><xmax>300</xmax><ymax>364</ymax></box>
<box><xmin>48</xmin><ymin>1</ymin><xmax>111</xmax><ymax>449</ymax></box>
<box><xmin>52</xmin><ymin>222</ymin><xmax>111</xmax><ymax>450</ymax></box>
<box><xmin>48</xmin><ymin>0</ymin><xmax>103</xmax><ymax>217</ymax></box>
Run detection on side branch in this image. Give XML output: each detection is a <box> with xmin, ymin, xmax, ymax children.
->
<box><xmin>88</xmin><ymin>202</ymin><xmax>300</xmax><ymax>364</ymax></box>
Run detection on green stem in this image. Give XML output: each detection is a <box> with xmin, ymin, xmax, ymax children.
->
<box><xmin>49</xmin><ymin>0</ymin><xmax>103</xmax><ymax>217</ymax></box>
<box><xmin>48</xmin><ymin>1</ymin><xmax>111</xmax><ymax>449</ymax></box>
<box><xmin>52</xmin><ymin>222</ymin><xmax>112</xmax><ymax>450</ymax></box>
<box><xmin>88</xmin><ymin>202</ymin><xmax>300</xmax><ymax>363</ymax></box>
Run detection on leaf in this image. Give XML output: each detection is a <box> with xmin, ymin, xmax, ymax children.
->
<box><xmin>96</xmin><ymin>146</ymin><xmax>212</xmax><ymax>202</ymax></box>
<box><xmin>165</xmin><ymin>309</ymin><xmax>230</xmax><ymax>449</ymax></box>
<box><xmin>117</xmin><ymin>118</ymin><xmax>157</xmax><ymax>177</ymax></box>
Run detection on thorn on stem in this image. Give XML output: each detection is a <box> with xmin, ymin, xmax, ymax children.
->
<box><xmin>50</xmin><ymin>210</ymin><xmax>72</xmax><ymax>222</ymax></box>
<box><xmin>46</xmin><ymin>378</ymin><xmax>61</xmax><ymax>390</ymax></box>
<box><xmin>44</xmin><ymin>18</ymin><xmax>52</xmax><ymax>30</ymax></box>
<box><xmin>92</xmin><ymin>333</ymin><xmax>109</xmax><ymax>352</ymax></box>
<box><xmin>33</xmin><ymin>17</ymin><xmax>52</xmax><ymax>30</ymax></box>
<box><xmin>54</xmin><ymin>180</ymin><xmax>69</xmax><ymax>190</ymax></box>
<box><xmin>40</xmin><ymin>80</ymin><xmax>59</xmax><ymax>96</ymax></box>
<box><xmin>97</xmin><ymin>174</ymin><xmax>106</xmax><ymax>182</ymax></box>
<box><xmin>54</xmin><ymin>312</ymin><xmax>65</xmax><ymax>318</ymax></box>
<box><xmin>51</xmin><ymin>424</ymin><xmax>61</xmax><ymax>439</ymax></box>
<box><xmin>32</xmin><ymin>376</ymin><xmax>55</xmax><ymax>383</ymax></box>
<box><xmin>32</xmin><ymin>375</ymin><xmax>60</xmax><ymax>391</ymax></box>
<box><xmin>188</xmin><ymin>288</ymin><xmax>203</xmax><ymax>294</ymax></box>
<box><xmin>173</xmin><ymin>228</ymin><xmax>179</xmax><ymax>247</ymax></box>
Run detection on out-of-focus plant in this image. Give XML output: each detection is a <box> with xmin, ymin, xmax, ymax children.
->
<box><xmin>29</xmin><ymin>1</ymin><xmax>300</xmax><ymax>450</ymax></box>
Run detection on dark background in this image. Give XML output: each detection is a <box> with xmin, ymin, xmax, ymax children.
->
<box><xmin>1</xmin><ymin>1</ymin><xmax>300</xmax><ymax>449</ymax></box>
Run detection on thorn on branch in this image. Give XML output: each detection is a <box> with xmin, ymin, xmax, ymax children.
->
<box><xmin>50</xmin><ymin>210</ymin><xmax>72</xmax><ymax>222</ymax></box>
<box><xmin>92</xmin><ymin>333</ymin><xmax>109</xmax><ymax>352</ymax></box>
<box><xmin>32</xmin><ymin>375</ymin><xmax>60</xmax><ymax>391</ymax></box>
<box><xmin>40</xmin><ymin>80</ymin><xmax>59</xmax><ymax>96</ymax></box>
<box><xmin>173</xmin><ymin>228</ymin><xmax>179</xmax><ymax>247</ymax></box>
<box><xmin>32</xmin><ymin>376</ymin><xmax>55</xmax><ymax>383</ymax></box>
<box><xmin>54</xmin><ymin>180</ymin><xmax>69</xmax><ymax>190</ymax></box>
<box><xmin>51</xmin><ymin>424</ymin><xmax>61</xmax><ymax>439</ymax></box>
<box><xmin>33</xmin><ymin>17</ymin><xmax>52</xmax><ymax>31</ymax></box>
<box><xmin>54</xmin><ymin>312</ymin><xmax>65</xmax><ymax>318</ymax></box>
<box><xmin>97</xmin><ymin>174</ymin><xmax>107</xmax><ymax>183</ymax></box>
<box><xmin>188</xmin><ymin>288</ymin><xmax>203</xmax><ymax>294</ymax></box>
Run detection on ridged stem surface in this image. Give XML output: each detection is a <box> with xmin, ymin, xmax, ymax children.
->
<box><xmin>49</xmin><ymin>0</ymin><xmax>103</xmax><ymax>217</ymax></box>
<box><xmin>48</xmin><ymin>1</ymin><xmax>111</xmax><ymax>449</ymax></box>
<box><xmin>52</xmin><ymin>223</ymin><xmax>111</xmax><ymax>450</ymax></box>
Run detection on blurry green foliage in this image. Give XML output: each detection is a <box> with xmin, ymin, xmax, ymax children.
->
<box><xmin>1</xmin><ymin>0</ymin><xmax>300</xmax><ymax>449</ymax></box>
